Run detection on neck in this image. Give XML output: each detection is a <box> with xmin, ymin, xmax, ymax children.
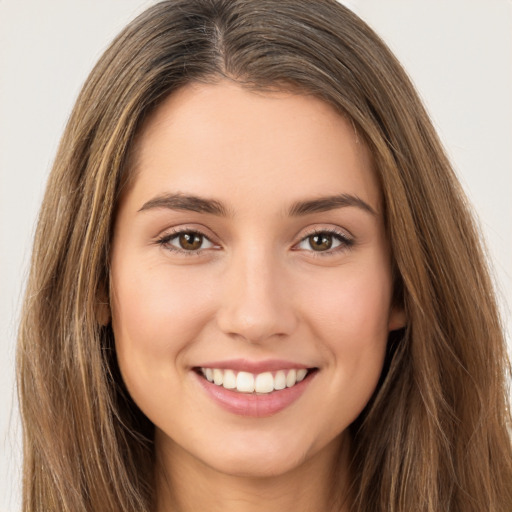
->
<box><xmin>155</xmin><ymin>433</ymin><xmax>352</xmax><ymax>512</ymax></box>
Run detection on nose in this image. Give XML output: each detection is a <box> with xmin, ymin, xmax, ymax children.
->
<box><xmin>216</xmin><ymin>246</ymin><xmax>298</xmax><ymax>344</ymax></box>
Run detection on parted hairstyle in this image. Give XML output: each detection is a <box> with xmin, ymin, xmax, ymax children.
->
<box><xmin>17</xmin><ymin>1</ymin><xmax>512</xmax><ymax>511</ymax></box>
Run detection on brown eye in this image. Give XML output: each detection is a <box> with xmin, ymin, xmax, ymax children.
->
<box><xmin>308</xmin><ymin>233</ymin><xmax>333</xmax><ymax>251</ymax></box>
<box><xmin>159</xmin><ymin>230</ymin><xmax>215</xmax><ymax>253</ymax></box>
<box><xmin>178</xmin><ymin>232</ymin><xmax>204</xmax><ymax>250</ymax></box>
<box><xmin>296</xmin><ymin>230</ymin><xmax>352</xmax><ymax>254</ymax></box>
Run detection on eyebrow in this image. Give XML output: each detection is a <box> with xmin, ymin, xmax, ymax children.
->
<box><xmin>138</xmin><ymin>193</ymin><xmax>229</xmax><ymax>216</ymax></box>
<box><xmin>138</xmin><ymin>192</ymin><xmax>376</xmax><ymax>217</ymax></box>
<box><xmin>288</xmin><ymin>194</ymin><xmax>376</xmax><ymax>216</ymax></box>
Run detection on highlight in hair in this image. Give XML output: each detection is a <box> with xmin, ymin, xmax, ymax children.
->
<box><xmin>17</xmin><ymin>1</ymin><xmax>512</xmax><ymax>511</ymax></box>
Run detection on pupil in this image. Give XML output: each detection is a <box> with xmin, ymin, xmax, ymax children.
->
<box><xmin>311</xmin><ymin>234</ymin><xmax>332</xmax><ymax>251</ymax></box>
<box><xmin>180</xmin><ymin>233</ymin><xmax>202</xmax><ymax>250</ymax></box>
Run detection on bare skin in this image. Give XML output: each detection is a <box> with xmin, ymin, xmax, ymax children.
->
<box><xmin>110</xmin><ymin>80</ymin><xmax>405</xmax><ymax>511</ymax></box>
<box><xmin>156</xmin><ymin>433</ymin><xmax>352</xmax><ymax>512</ymax></box>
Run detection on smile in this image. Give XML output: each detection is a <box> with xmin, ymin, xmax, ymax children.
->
<box><xmin>194</xmin><ymin>361</ymin><xmax>318</xmax><ymax>417</ymax></box>
<box><xmin>199</xmin><ymin>367</ymin><xmax>309</xmax><ymax>394</ymax></box>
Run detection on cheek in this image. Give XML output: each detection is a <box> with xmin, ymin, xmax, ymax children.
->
<box><xmin>302</xmin><ymin>262</ymin><xmax>392</xmax><ymax>341</ymax></box>
<box><xmin>298</xmin><ymin>260</ymin><xmax>392</xmax><ymax>394</ymax></box>
<box><xmin>110</xmin><ymin>259</ymin><xmax>216</xmax><ymax>401</ymax></box>
<box><xmin>112</xmin><ymin>260</ymin><xmax>214</xmax><ymax>348</ymax></box>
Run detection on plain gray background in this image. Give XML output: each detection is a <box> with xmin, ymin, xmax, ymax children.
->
<box><xmin>1</xmin><ymin>1</ymin><xmax>511</xmax><ymax>510</ymax></box>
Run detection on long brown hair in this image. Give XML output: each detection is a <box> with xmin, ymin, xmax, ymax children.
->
<box><xmin>17</xmin><ymin>1</ymin><xmax>512</xmax><ymax>510</ymax></box>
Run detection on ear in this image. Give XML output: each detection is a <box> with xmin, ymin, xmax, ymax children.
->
<box><xmin>95</xmin><ymin>285</ymin><xmax>111</xmax><ymax>326</ymax></box>
<box><xmin>388</xmin><ymin>306</ymin><xmax>406</xmax><ymax>332</ymax></box>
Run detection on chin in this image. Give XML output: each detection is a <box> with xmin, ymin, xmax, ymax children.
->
<box><xmin>206</xmin><ymin>449</ymin><xmax>309</xmax><ymax>479</ymax></box>
<box><xmin>192</xmin><ymin>428</ymin><xmax>333</xmax><ymax>479</ymax></box>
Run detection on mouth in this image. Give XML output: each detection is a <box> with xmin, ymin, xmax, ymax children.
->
<box><xmin>195</xmin><ymin>367</ymin><xmax>317</xmax><ymax>394</ymax></box>
<box><xmin>192</xmin><ymin>359</ymin><xmax>319</xmax><ymax>416</ymax></box>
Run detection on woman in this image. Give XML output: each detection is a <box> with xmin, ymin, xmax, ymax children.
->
<box><xmin>17</xmin><ymin>0</ymin><xmax>512</xmax><ymax>511</ymax></box>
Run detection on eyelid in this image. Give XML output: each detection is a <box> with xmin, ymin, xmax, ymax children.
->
<box><xmin>292</xmin><ymin>226</ymin><xmax>355</xmax><ymax>255</ymax></box>
<box><xmin>299</xmin><ymin>225</ymin><xmax>353</xmax><ymax>239</ymax></box>
<box><xmin>154</xmin><ymin>224</ymin><xmax>354</xmax><ymax>257</ymax></box>
<box><xmin>155</xmin><ymin>225</ymin><xmax>221</xmax><ymax>255</ymax></box>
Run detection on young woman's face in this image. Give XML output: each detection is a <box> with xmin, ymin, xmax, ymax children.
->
<box><xmin>111</xmin><ymin>81</ymin><xmax>404</xmax><ymax>478</ymax></box>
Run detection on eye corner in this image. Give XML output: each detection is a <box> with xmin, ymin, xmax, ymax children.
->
<box><xmin>293</xmin><ymin>227</ymin><xmax>355</xmax><ymax>256</ymax></box>
<box><xmin>155</xmin><ymin>227</ymin><xmax>220</xmax><ymax>256</ymax></box>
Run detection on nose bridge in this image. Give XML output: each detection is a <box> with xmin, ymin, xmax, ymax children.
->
<box><xmin>217</xmin><ymin>243</ymin><xmax>297</xmax><ymax>343</ymax></box>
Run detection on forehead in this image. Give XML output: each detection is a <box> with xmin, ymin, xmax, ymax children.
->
<box><xmin>126</xmin><ymin>80</ymin><xmax>380</xmax><ymax>214</ymax></box>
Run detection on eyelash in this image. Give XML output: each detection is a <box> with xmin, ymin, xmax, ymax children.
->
<box><xmin>156</xmin><ymin>228</ymin><xmax>217</xmax><ymax>256</ymax></box>
<box><xmin>155</xmin><ymin>227</ymin><xmax>354</xmax><ymax>257</ymax></box>
<box><xmin>296</xmin><ymin>228</ymin><xmax>355</xmax><ymax>257</ymax></box>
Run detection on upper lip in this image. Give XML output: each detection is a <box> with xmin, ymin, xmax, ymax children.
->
<box><xmin>195</xmin><ymin>358</ymin><xmax>313</xmax><ymax>374</ymax></box>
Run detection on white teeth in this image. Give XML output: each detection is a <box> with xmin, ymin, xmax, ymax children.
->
<box><xmin>254</xmin><ymin>372</ymin><xmax>274</xmax><ymax>394</ymax></box>
<box><xmin>236</xmin><ymin>371</ymin><xmax>255</xmax><ymax>393</ymax></box>
<box><xmin>200</xmin><ymin>367</ymin><xmax>310</xmax><ymax>393</ymax></box>
<box><xmin>296</xmin><ymin>369</ymin><xmax>307</xmax><ymax>382</ymax></box>
<box><xmin>222</xmin><ymin>369</ymin><xmax>236</xmax><ymax>389</ymax></box>
<box><xmin>213</xmin><ymin>369</ymin><xmax>224</xmax><ymax>386</ymax></box>
<box><xmin>274</xmin><ymin>370</ymin><xmax>286</xmax><ymax>390</ymax></box>
<box><xmin>286</xmin><ymin>369</ymin><xmax>297</xmax><ymax>388</ymax></box>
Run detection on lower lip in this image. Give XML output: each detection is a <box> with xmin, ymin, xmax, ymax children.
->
<box><xmin>194</xmin><ymin>371</ymin><xmax>316</xmax><ymax>417</ymax></box>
